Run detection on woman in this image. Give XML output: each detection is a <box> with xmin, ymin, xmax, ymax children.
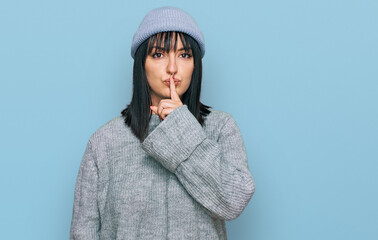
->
<box><xmin>70</xmin><ymin>6</ymin><xmax>255</xmax><ymax>240</ymax></box>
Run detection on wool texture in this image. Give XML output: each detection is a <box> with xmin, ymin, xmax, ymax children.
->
<box><xmin>70</xmin><ymin>104</ymin><xmax>255</xmax><ymax>239</ymax></box>
<box><xmin>131</xmin><ymin>6</ymin><xmax>205</xmax><ymax>59</ymax></box>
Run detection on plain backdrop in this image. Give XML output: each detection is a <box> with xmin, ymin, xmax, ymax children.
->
<box><xmin>1</xmin><ymin>0</ymin><xmax>377</xmax><ymax>239</ymax></box>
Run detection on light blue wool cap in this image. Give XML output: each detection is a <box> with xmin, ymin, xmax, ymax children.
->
<box><xmin>131</xmin><ymin>6</ymin><xmax>205</xmax><ymax>59</ymax></box>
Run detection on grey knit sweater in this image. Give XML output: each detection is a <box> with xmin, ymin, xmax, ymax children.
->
<box><xmin>70</xmin><ymin>104</ymin><xmax>255</xmax><ymax>240</ymax></box>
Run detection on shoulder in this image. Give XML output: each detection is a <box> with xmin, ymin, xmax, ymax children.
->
<box><xmin>204</xmin><ymin>107</ymin><xmax>233</xmax><ymax>127</ymax></box>
<box><xmin>88</xmin><ymin>115</ymin><xmax>130</xmax><ymax>145</ymax></box>
<box><xmin>204</xmin><ymin>107</ymin><xmax>244</xmax><ymax>137</ymax></box>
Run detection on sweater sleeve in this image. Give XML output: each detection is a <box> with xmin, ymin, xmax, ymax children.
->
<box><xmin>70</xmin><ymin>140</ymin><xmax>101</xmax><ymax>239</ymax></box>
<box><xmin>141</xmin><ymin>104</ymin><xmax>255</xmax><ymax>221</ymax></box>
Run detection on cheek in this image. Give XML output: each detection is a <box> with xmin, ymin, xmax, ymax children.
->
<box><xmin>145</xmin><ymin>59</ymin><xmax>161</xmax><ymax>79</ymax></box>
<box><xmin>183</xmin><ymin>66</ymin><xmax>194</xmax><ymax>90</ymax></box>
<box><xmin>145</xmin><ymin>68</ymin><xmax>162</xmax><ymax>89</ymax></box>
<box><xmin>187</xmin><ymin>67</ymin><xmax>194</xmax><ymax>84</ymax></box>
<box><xmin>182</xmin><ymin>61</ymin><xmax>194</xmax><ymax>78</ymax></box>
<box><xmin>145</xmin><ymin>65</ymin><xmax>154</xmax><ymax>80</ymax></box>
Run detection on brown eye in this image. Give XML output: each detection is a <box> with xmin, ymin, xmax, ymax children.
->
<box><xmin>152</xmin><ymin>52</ymin><xmax>163</xmax><ymax>58</ymax></box>
<box><xmin>180</xmin><ymin>53</ymin><xmax>192</xmax><ymax>58</ymax></box>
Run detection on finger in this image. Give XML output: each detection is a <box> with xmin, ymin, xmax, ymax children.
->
<box><xmin>150</xmin><ymin>105</ymin><xmax>158</xmax><ymax>114</ymax></box>
<box><xmin>161</xmin><ymin>108</ymin><xmax>174</xmax><ymax>119</ymax></box>
<box><xmin>158</xmin><ymin>105</ymin><xmax>164</xmax><ymax>117</ymax></box>
<box><xmin>159</xmin><ymin>99</ymin><xmax>179</xmax><ymax>108</ymax></box>
<box><xmin>157</xmin><ymin>101</ymin><xmax>178</xmax><ymax>117</ymax></box>
<box><xmin>170</xmin><ymin>74</ymin><xmax>180</xmax><ymax>101</ymax></box>
<box><xmin>157</xmin><ymin>102</ymin><xmax>165</xmax><ymax>118</ymax></box>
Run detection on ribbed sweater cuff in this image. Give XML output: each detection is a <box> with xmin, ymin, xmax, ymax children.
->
<box><xmin>141</xmin><ymin>104</ymin><xmax>206</xmax><ymax>173</ymax></box>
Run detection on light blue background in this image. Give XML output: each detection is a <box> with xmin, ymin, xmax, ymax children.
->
<box><xmin>1</xmin><ymin>0</ymin><xmax>377</xmax><ymax>239</ymax></box>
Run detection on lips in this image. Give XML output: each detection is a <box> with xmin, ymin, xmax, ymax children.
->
<box><xmin>163</xmin><ymin>81</ymin><xmax>179</xmax><ymax>86</ymax></box>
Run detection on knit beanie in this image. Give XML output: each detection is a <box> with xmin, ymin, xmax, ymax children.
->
<box><xmin>131</xmin><ymin>6</ymin><xmax>205</xmax><ymax>59</ymax></box>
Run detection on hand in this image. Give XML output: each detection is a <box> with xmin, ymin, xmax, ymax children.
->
<box><xmin>150</xmin><ymin>74</ymin><xmax>183</xmax><ymax>120</ymax></box>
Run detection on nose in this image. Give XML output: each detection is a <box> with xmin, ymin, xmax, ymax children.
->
<box><xmin>166</xmin><ymin>53</ymin><xmax>177</xmax><ymax>75</ymax></box>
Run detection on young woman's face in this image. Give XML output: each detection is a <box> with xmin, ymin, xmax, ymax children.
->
<box><xmin>144</xmin><ymin>33</ymin><xmax>194</xmax><ymax>104</ymax></box>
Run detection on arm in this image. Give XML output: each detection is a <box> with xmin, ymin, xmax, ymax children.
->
<box><xmin>70</xmin><ymin>140</ymin><xmax>100</xmax><ymax>239</ymax></box>
<box><xmin>141</xmin><ymin>105</ymin><xmax>255</xmax><ymax>221</ymax></box>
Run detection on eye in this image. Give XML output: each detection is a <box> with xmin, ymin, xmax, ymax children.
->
<box><xmin>180</xmin><ymin>52</ymin><xmax>192</xmax><ymax>58</ymax></box>
<box><xmin>152</xmin><ymin>52</ymin><xmax>164</xmax><ymax>58</ymax></box>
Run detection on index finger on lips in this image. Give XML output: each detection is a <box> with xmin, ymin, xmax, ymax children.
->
<box><xmin>170</xmin><ymin>74</ymin><xmax>180</xmax><ymax>102</ymax></box>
